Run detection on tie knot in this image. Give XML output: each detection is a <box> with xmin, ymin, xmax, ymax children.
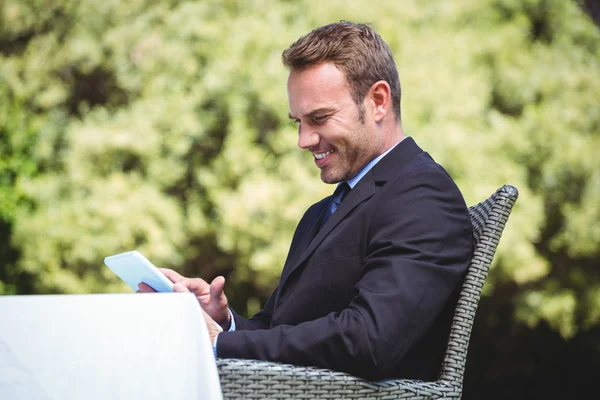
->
<box><xmin>320</xmin><ymin>182</ymin><xmax>351</xmax><ymax>229</ymax></box>
<box><xmin>331</xmin><ymin>182</ymin><xmax>350</xmax><ymax>206</ymax></box>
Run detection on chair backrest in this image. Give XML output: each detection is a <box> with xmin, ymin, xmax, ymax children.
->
<box><xmin>438</xmin><ymin>184</ymin><xmax>519</xmax><ymax>384</ymax></box>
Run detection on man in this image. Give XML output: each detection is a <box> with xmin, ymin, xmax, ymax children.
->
<box><xmin>139</xmin><ymin>21</ymin><xmax>473</xmax><ymax>381</ymax></box>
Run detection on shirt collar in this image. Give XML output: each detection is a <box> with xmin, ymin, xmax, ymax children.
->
<box><xmin>345</xmin><ymin>137</ymin><xmax>404</xmax><ymax>189</ymax></box>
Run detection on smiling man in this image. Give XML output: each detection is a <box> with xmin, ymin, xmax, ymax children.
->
<box><xmin>288</xmin><ymin>61</ymin><xmax>399</xmax><ymax>184</ymax></box>
<box><xmin>140</xmin><ymin>21</ymin><xmax>473</xmax><ymax>381</ymax></box>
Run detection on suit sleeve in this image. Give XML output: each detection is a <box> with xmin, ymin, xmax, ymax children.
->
<box><xmin>230</xmin><ymin>287</ymin><xmax>277</xmax><ymax>331</ymax></box>
<box><xmin>217</xmin><ymin>169</ymin><xmax>473</xmax><ymax>380</ymax></box>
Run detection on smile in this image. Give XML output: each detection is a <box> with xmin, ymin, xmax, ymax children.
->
<box><xmin>314</xmin><ymin>150</ymin><xmax>334</xmax><ymax>160</ymax></box>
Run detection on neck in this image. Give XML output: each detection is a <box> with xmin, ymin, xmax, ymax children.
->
<box><xmin>379</xmin><ymin>121</ymin><xmax>405</xmax><ymax>154</ymax></box>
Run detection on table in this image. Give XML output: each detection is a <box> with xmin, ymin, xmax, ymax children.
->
<box><xmin>0</xmin><ymin>292</ymin><xmax>222</xmax><ymax>400</ymax></box>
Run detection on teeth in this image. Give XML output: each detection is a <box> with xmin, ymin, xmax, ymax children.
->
<box><xmin>314</xmin><ymin>150</ymin><xmax>333</xmax><ymax>160</ymax></box>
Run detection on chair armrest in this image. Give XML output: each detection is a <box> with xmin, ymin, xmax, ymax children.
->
<box><xmin>217</xmin><ymin>358</ymin><xmax>461</xmax><ymax>399</ymax></box>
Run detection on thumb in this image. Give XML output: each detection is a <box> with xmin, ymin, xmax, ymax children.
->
<box><xmin>209</xmin><ymin>276</ymin><xmax>226</xmax><ymax>302</ymax></box>
<box><xmin>173</xmin><ymin>282</ymin><xmax>190</xmax><ymax>293</ymax></box>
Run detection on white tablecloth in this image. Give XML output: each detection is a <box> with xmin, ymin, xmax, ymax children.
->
<box><xmin>0</xmin><ymin>293</ymin><xmax>222</xmax><ymax>400</ymax></box>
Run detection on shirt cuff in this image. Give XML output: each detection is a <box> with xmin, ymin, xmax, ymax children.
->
<box><xmin>213</xmin><ymin>333</ymin><xmax>219</xmax><ymax>358</ymax></box>
<box><xmin>213</xmin><ymin>308</ymin><xmax>236</xmax><ymax>358</ymax></box>
<box><xmin>227</xmin><ymin>308</ymin><xmax>236</xmax><ymax>331</ymax></box>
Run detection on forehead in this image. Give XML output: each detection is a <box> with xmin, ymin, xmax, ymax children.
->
<box><xmin>287</xmin><ymin>62</ymin><xmax>352</xmax><ymax>113</ymax></box>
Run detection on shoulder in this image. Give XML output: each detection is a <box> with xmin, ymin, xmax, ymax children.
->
<box><xmin>373</xmin><ymin>152</ymin><xmax>469</xmax><ymax>224</ymax></box>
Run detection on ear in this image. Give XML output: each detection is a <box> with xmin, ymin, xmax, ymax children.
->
<box><xmin>368</xmin><ymin>81</ymin><xmax>391</xmax><ymax>123</ymax></box>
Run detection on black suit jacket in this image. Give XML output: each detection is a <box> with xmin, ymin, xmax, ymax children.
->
<box><xmin>217</xmin><ymin>137</ymin><xmax>473</xmax><ymax>381</ymax></box>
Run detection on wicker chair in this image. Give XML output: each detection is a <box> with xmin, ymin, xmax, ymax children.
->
<box><xmin>217</xmin><ymin>184</ymin><xmax>519</xmax><ymax>399</ymax></box>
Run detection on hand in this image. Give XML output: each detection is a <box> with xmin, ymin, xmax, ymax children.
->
<box><xmin>201</xmin><ymin>309</ymin><xmax>222</xmax><ymax>344</ymax></box>
<box><xmin>137</xmin><ymin>269</ymin><xmax>231</xmax><ymax>330</ymax></box>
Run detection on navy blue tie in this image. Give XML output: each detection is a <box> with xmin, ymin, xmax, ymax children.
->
<box><xmin>321</xmin><ymin>182</ymin><xmax>350</xmax><ymax>229</ymax></box>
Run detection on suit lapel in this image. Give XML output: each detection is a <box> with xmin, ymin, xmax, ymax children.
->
<box><xmin>277</xmin><ymin>137</ymin><xmax>424</xmax><ymax>292</ymax></box>
<box><xmin>278</xmin><ymin>174</ymin><xmax>377</xmax><ymax>288</ymax></box>
<box><xmin>305</xmin><ymin>176</ymin><xmax>376</xmax><ymax>257</ymax></box>
<box><xmin>294</xmin><ymin>203</ymin><xmax>327</xmax><ymax>255</ymax></box>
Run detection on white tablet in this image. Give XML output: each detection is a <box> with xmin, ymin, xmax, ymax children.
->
<box><xmin>104</xmin><ymin>250</ymin><xmax>174</xmax><ymax>292</ymax></box>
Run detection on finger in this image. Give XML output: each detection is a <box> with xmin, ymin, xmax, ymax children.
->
<box><xmin>180</xmin><ymin>277</ymin><xmax>210</xmax><ymax>294</ymax></box>
<box><xmin>159</xmin><ymin>268</ymin><xmax>185</xmax><ymax>283</ymax></box>
<box><xmin>137</xmin><ymin>282</ymin><xmax>156</xmax><ymax>293</ymax></box>
<box><xmin>173</xmin><ymin>282</ymin><xmax>190</xmax><ymax>293</ymax></box>
<box><xmin>210</xmin><ymin>276</ymin><xmax>226</xmax><ymax>302</ymax></box>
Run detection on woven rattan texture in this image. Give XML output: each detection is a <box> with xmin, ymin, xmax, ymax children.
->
<box><xmin>217</xmin><ymin>185</ymin><xmax>519</xmax><ymax>400</ymax></box>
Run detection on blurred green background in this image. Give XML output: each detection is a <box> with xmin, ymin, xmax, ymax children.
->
<box><xmin>1</xmin><ymin>0</ymin><xmax>599</xmax><ymax>398</ymax></box>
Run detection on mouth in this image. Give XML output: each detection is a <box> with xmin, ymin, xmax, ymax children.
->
<box><xmin>312</xmin><ymin>149</ymin><xmax>335</xmax><ymax>168</ymax></box>
<box><xmin>313</xmin><ymin>149</ymin><xmax>334</xmax><ymax>160</ymax></box>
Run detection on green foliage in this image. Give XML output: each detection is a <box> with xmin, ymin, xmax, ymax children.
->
<box><xmin>0</xmin><ymin>83</ymin><xmax>38</xmax><ymax>295</ymax></box>
<box><xmin>0</xmin><ymin>0</ymin><xmax>599</xmax><ymax>336</ymax></box>
<box><xmin>0</xmin><ymin>96</ymin><xmax>36</xmax><ymax>222</ymax></box>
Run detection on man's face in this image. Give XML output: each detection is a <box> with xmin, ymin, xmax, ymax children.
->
<box><xmin>287</xmin><ymin>62</ymin><xmax>381</xmax><ymax>184</ymax></box>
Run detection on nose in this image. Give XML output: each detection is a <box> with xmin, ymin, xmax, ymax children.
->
<box><xmin>297</xmin><ymin>125</ymin><xmax>320</xmax><ymax>150</ymax></box>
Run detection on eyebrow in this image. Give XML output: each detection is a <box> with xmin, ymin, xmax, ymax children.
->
<box><xmin>288</xmin><ymin>108</ymin><xmax>336</xmax><ymax>121</ymax></box>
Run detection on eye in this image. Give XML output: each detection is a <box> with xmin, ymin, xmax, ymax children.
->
<box><xmin>313</xmin><ymin>115</ymin><xmax>328</xmax><ymax>124</ymax></box>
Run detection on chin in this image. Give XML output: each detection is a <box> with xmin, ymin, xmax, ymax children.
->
<box><xmin>320</xmin><ymin>163</ymin><xmax>354</xmax><ymax>184</ymax></box>
<box><xmin>320</xmin><ymin>171</ymin><xmax>347</xmax><ymax>184</ymax></box>
<box><xmin>320</xmin><ymin>173</ymin><xmax>337</xmax><ymax>184</ymax></box>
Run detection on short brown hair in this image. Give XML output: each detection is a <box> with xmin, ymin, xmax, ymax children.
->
<box><xmin>282</xmin><ymin>21</ymin><xmax>401</xmax><ymax>121</ymax></box>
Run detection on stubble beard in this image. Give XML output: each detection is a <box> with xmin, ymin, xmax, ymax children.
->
<box><xmin>319</xmin><ymin>125</ymin><xmax>376</xmax><ymax>184</ymax></box>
